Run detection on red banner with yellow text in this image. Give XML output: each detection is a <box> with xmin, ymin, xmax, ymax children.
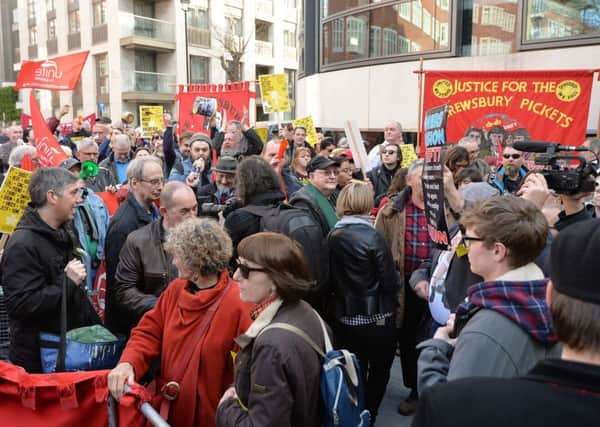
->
<box><xmin>422</xmin><ymin>70</ymin><xmax>595</xmax><ymax>155</ymax></box>
<box><xmin>16</xmin><ymin>51</ymin><xmax>89</xmax><ymax>91</ymax></box>
<box><xmin>175</xmin><ymin>82</ymin><xmax>255</xmax><ymax>136</ymax></box>
<box><xmin>30</xmin><ymin>92</ymin><xmax>68</xmax><ymax>167</ymax></box>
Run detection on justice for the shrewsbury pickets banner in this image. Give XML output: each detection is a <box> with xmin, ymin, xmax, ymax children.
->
<box><xmin>422</xmin><ymin>70</ymin><xmax>595</xmax><ymax>153</ymax></box>
<box><xmin>15</xmin><ymin>51</ymin><xmax>89</xmax><ymax>91</ymax></box>
<box><xmin>30</xmin><ymin>92</ymin><xmax>68</xmax><ymax>167</ymax></box>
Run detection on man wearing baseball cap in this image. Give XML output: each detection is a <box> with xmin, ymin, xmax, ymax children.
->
<box><xmin>412</xmin><ymin>218</ymin><xmax>600</xmax><ymax>427</ymax></box>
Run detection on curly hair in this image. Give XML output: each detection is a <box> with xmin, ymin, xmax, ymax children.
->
<box><xmin>164</xmin><ymin>218</ymin><xmax>232</xmax><ymax>276</ymax></box>
<box><xmin>234</xmin><ymin>156</ymin><xmax>282</xmax><ymax>205</ymax></box>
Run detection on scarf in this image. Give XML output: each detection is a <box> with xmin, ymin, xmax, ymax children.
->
<box><xmin>456</xmin><ymin>279</ymin><xmax>557</xmax><ymax>344</ymax></box>
<box><xmin>334</xmin><ymin>215</ymin><xmax>372</xmax><ymax>229</ymax></box>
<box><xmin>304</xmin><ymin>183</ymin><xmax>339</xmax><ymax>230</ymax></box>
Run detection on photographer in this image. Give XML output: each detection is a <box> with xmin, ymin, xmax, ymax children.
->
<box><xmin>196</xmin><ymin>156</ymin><xmax>237</xmax><ymax>218</ymax></box>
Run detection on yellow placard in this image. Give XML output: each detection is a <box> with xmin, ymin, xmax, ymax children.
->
<box><xmin>0</xmin><ymin>167</ymin><xmax>32</xmax><ymax>234</ymax></box>
<box><xmin>292</xmin><ymin>116</ymin><xmax>318</xmax><ymax>147</ymax></box>
<box><xmin>139</xmin><ymin>105</ymin><xmax>165</xmax><ymax>136</ymax></box>
<box><xmin>400</xmin><ymin>144</ymin><xmax>417</xmax><ymax>168</ymax></box>
<box><xmin>255</xmin><ymin>127</ymin><xmax>269</xmax><ymax>144</ymax></box>
<box><xmin>259</xmin><ymin>74</ymin><xmax>291</xmax><ymax>113</ymax></box>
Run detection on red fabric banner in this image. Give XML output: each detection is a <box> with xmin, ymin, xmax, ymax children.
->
<box><xmin>15</xmin><ymin>51</ymin><xmax>89</xmax><ymax>91</ymax></box>
<box><xmin>176</xmin><ymin>81</ymin><xmax>255</xmax><ymax>136</ymax></box>
<box><xmin>81</xmin><ymin>113</ymin><xmax>96</xmax><ymax>129</ymax></box>
<box><xmin>30</xmin><ymin>92</ymin><xmax>68</xmax><ymax>167</ymax></box>
<box><xmin>422</xmin><ymin>70</ymin><xmax>596</xmax><ymax>155</ymax></box>
<box><xmin>21</xmin><ymin>113</ymin><xmax>32</xmax><ymax>129</ymax></box>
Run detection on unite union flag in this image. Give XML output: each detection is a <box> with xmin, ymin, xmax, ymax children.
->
<box><xmin>15</xmin><ymin>51</ymin><xmax>89</xmax><ymax>91</ymax></box>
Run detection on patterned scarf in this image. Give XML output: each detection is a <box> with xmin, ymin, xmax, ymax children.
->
<box><xmin>249</xmin><ymin>294</ymin><xmax>281</xmax><ymax>320</ymax></box>
<box><xmin>456</xmin><ymin>279</ymin><xmax>557</xmax><ymax>344</ymax></box>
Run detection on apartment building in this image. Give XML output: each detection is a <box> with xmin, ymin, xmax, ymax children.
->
<box><xmin>15</xmin><ymin>0</ymin><xmax>301</xmax><ymax>125</ymax></box>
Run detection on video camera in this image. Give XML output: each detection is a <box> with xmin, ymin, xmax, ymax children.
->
<box><xmin>513</xmin><ymin>141</ymin><xmax>598</xmax><ymax>195</ymax></box>
<box><xmin>200</xmin><ymin>197</ymin><xmax>241</xmax><ymax>217</ymax></box>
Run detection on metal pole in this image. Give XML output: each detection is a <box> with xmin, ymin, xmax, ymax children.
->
<box><xmin>184</xmin><ymin>9</ymin><xmax>190</xmax><ymax>86</ymax></box>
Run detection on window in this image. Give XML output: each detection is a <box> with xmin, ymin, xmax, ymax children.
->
<box><xmin>27</xmin><ymin>0</ymin><xmax>36</xmax><ymax>20</ymax></box>
<box><xmin>524</xmin><ymin>0</ymin><xmax>600</xmax><ymax>43</ymax></box>
<box><xmin>284</xmin><ymin>29</ymin><xmax>296</xmax><ymax>47</ymax></box>
<box><xmin>332</xmin><ymin>18</ymin><xmax>344</xmax><ymax>52</ymax></box>
<box><xmin>188</xmin><ymin>7</ymin><xmax>210</xmax><ymax>47</ymax></box>
<box><xmin>95</xmin><ymin>53</ymin><xmax>109</xmax><ymax>96</ymax></box>
<box><xmin>46</xmin><ymin>0</ymin><xmax>56</xmax><ymax>12</ymax></box>
<box><xmin>435</xmin><ymin>0</ymin><xmax>449</xmax><ymax>12</ymax></box>
<box><xmin>190</xmin><ymin>56</ymin><xmax>210</xmax><ymax>84</ymax></box>
<box><xmin>383</xmin><ymin>28</ymin><xmax>398</xmax><ymax>55</ymax></box>
<box><xmin>346</xmin><ymin>15</ymin><xmax>368</xmax><ymax>55</ymax></box>
<box><xmin>399</xmin><ymin>2</ymin><xmax>410</xmax><ymax>21</ymax></box>
<box><xmin>226</xmin><ymin>16</ymin><xmax>243</xmax><ymax>37</ymax></box>
<box><xmin>398</xmin><ymin>35</ymin><xmax>410</xmax><ymax>53</ymax></box>
<box><xmin>423</xmin><ymin>10</ymin><xmax>431</xmax><ymax>35</ymax></box>
<box><xmin>462</xmin><ymin>1</ymin><xmax>517</xmax><ymax>56</ymax></box>
<box><xmin>69</xmin><ymin>10</ymin><xmax>80</xmax><ymax>34</ymax></box>
<box><xmin>412</xmin><ymin>1</ymin><xmax>422</xmax><ymax>29</ymax></box>
<box><xmin>93</xmin><ymin>0</ymin><xmax>107</xmax><ymax>26</ymax></box>
<box><xmin>369</xmin><ymin>25</ymin><xmax>381</xmax><ymax>57</ymax></box>
<box><xmin>29</xmin><ymin>26</ymin><xmax>37</xmax><ymax>45</ymax></box>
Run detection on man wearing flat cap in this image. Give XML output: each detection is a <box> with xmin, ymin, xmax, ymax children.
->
<box><xmin>412</xmin><ymin>218</ymin><xmax>600</xmax><ymax>427</ymax></box>
<box><xmin>196</xmin><ymin>156</ymin><xmax>237</xmax><ymax>218</ymax></box>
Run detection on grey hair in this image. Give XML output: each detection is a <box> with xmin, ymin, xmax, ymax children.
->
<box><xmin>76</xmin><ymin>137</ymin><xmax>97</xmax><ymax>151</ymax></box>
<box><xmin>8</xmin><ymin>145</ymin><xmax>37</xmax><ymax>167</ymax></box>
<box><xmin>126</xmin><ymin>155</ymin><xmax>162</xmax><ymax>182</ymax></box>
<box><xmin>29</xmin><ymin>167</ymin><xmax>78</xmax><ymax>208</ymax></box>
<box><xmin>226</xmin><ymin>121</ymin><xmax>242</xmax><ymax>132</ymax></box>
<box><xmin>407</xmin><ymin>159</ymin><xmax>425</xmax><ymax>176</ymax></box>
<box><xmin>160</xmin><ymin>181</ymin><xmax>194</xmax><ymax>209</ymax></box>
<box><xmin>113</xmin><ymin>134</ymin><xmax>130</xmax><ymax>148</ymax></box>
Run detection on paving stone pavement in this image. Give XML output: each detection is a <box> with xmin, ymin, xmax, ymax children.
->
<box><xmin>375</xmin><ymin>357</ymin><xmax>414</xmax><ymax>427</ymax></box>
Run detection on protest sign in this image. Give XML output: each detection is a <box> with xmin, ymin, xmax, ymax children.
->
<box><xmin>0</xmin><ymin>167</ymin><xmax>32</xmax><ymax>234</ymax></box>
<box><xmin>292</xmin><ymin>116</ymin><xmax>318</xmax><ymax>146</ymax></box>
<box><xmin>400</xmin><ymin>144</ymin><xmax>417</xmax><ymax>168</ymax></box>
<box><xmin>259</xmin><ymin>74</ymin><xmax>291</xmax><ymax>113</ymax></box>
<box><xmin>255</xmin><ymin>127</ymin><xmax>268</xmax><ymax>144</ymax></box>
<box><xmin>139</xmin><ymin>105</ymin><xmax>164</xmax><ymax>136</ymax></box>
<box><xmin>422</xmin><ymin>104</ymin><xmax>450</xmax><ymax>250</ymax></box>
<box><xmin>344</xmin><ymin>120</ymin><xmax>368</xmax><ymax>179</ymax></box>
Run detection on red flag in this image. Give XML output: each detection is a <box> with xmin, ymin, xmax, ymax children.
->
<box><xmin>30</xmin><ymin>91</ymin><xmax>68</xmax><ymax>167</ymax></box>
<box><xmin>20</xmin><ymin>113</ymin><xmax>31</xmax><ymax>129</ymax></box>
<box><xmin>82</xmin><ymin>113</ymin><xmax>96</xmax><ymax>129</ymax></box>
<box><xmin>20</xmin><ymin>154</ymin><xmax>35</xmax><ymax>172</ymax></box>
<box><xmin>15</xmin><ymin>51</ymin><xmax>89</xmax><ymax>91</ymax></box>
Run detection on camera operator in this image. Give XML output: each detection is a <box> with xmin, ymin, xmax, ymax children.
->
<box><xmin>196</xmin><ymin>156</ymin><xmax>237</xmax><ymax>218</ymax></box>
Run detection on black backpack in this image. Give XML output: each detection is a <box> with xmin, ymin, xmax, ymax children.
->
<box><xmin>240</xmin><ymin>204</ymin><xmax>329</xmax><ymax>301</ymax></box>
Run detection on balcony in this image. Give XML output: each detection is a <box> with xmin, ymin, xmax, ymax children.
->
<box><xmin>284</xmin><ymin>46</ymin><xmax>297</xmax><ymax>61</ymax></box>
<box><xmin>256</xmin><ymin>0</ymin><xmax>273</xmax><ymax>17</ymax></box>
<box><xmin>28</xmin><ymin>45</ymin><xmax>38</xmax><ymax>59</ymax></box>
<box><xmin>120</xmin><ymin>12</ymin><xmax>175</xmax><ymax>52</ymax></box>
<box><xmin>255</xmin><ymin>40</ymin><xmax>273</xmax><ymax>57</ymax></box>
<box><xmin>68</xmin><ymin>32</ymin><xmax>81</xmax><ymax>50</ymax></box>
<box><xmin>121</xmin><ymin>71</ymin><xmax>176</xmax><ymax>102</ymax></box>
<box><xmin>92</xmin><ymin>24</ymin><xmax>108</xmax><ymax>44</ymax></box>
<box><xmin>188</xmin><ymin>27</ymin><xmax>210</xmax><ymax>47</ymax></box>
<box><xmin>224</xmin><ymin>0</ymin><xmax>243</xmax><ymax>8</ymax></box>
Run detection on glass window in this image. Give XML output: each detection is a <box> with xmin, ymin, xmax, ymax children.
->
<box><xmin>69</xmin><ymin>10</ymin><xmax>80</xmax><ymax>34</ymax></box>
<box><xmin>323</xmin><ymin>0</ymin><xmax>375</xmax><ymax>18</ymax></box>
<box><xmin>322</xmin><ymin>1</ymin><xmax>451</xmax><ymax>66</ymax></box>
<box><xmin>227</xmin><ymin>16</ymin><xmax>243</xmax><ymax>36</ymax></box>
<box><xmin>96</xmin><ymin>53</ymin><xmax>109</xmax><ymax>96</ymax></box>
<box><xmin>29</xmin><ymin>26</ymin><xmax>37</xmax><ymax>45</ymax></box>
<box><xmin>284</xmin><ymin>29</ymin><xmax>296</xmax><ymax>47</ymax></box>
<box><xmin>524</xmin><ymin>0</ymin><xmax>600</xmax><ymax>42</ymax></box>
<box><xmin>46</xmin><ymin>0</ymin><xmax>56</xmax><ymax>12</ymax></box>
<box><xmin>93</xmin><ymin>0</ymin><xmax>107</xmax><ymax>26</ymax></box>
<box><xmin>48</xmin><ymin>18</ymin><xmax>56</xmax><ymax>40</ymax></box>
<box><xmin>190</xmin><ymin>56</ymin><xmax>210</xmax><ymax>84</ymax></box>
<box><xmin>461</xmin><ymin>1</ymin><xmax>517</xmax><ymax>56</ymax></box>
<box><xmin>27</xmin><ymin>0</ymin><xmax>36</xmax><ymax>20</ymax></box>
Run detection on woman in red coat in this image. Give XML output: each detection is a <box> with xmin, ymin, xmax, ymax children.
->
<box><xmin>108</xmin><ymin>218</ymin><xmax>252</xmax><ymax>427</ymax></box>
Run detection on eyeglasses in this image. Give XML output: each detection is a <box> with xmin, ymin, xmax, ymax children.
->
<box><xmin>140</xmin><ymin>177</ymin><xmax>165</xmax><ymax>186</ymax></box>
<box><xmin>339</xmin><ymin>168</ymin><xmax>355</xmax><ymax>175</ymax></box>
<box><xmin>236</xmin><ymin>260</ymin><xmax>266</xmax><ymax>279</ymax></box>
<box><xmin>79</xmin><ymin>151</ymin><xmax>99</xmax><ymax>157</ymax></box>
<box><xmin>462</xmin><ymin>235</ymin><xmax>485</xmax><ymax>248</ymax></box>
<box><xmin>382</xmin><ymin>150</ymin><xmax>398</xmax><ymax>155</ymax></box>
<box><xmin>315</xmin><ymin>169</ymin><xmax>339</xmax><ymax>177</ymax></box>
<box><xmin>503</xmin><ymin>153</ymin><xmax>521</xmax><ymax>160</ymax></box>
<box><xmin>76</xmin><ymin>187</ymin><xmax>88</xmax><ymax>200</ymax></box>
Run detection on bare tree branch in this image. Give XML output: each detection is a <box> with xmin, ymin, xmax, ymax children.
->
<box><xmin>211</xmin><ymin>20</ymin><xmax>253</xmax><ymax>82</ymax></box>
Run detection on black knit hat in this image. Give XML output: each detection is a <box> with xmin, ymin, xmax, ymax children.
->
<box><xmin>549</xmin><ymin>218</ymin><xmax>600</xmax><ymax>304</ymax></box>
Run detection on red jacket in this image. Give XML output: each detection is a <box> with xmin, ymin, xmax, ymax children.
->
<box><xmin>120</xmin><ymin>272</ymin><xmax>252</xmax><ymax>427</ymax></box>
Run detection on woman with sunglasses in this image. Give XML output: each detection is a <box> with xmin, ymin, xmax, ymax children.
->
<box><xmin>216</xmin><ymin>232</ymin><xmax>325</xmax><ymax>427</ymax></box>
<box><xmin>108</xmin><ymin>218</ymin><xmax>251</xmax><ymax>427</ymax></box>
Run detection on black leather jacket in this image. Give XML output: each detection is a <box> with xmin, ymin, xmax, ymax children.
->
<box><xmin>114</xmin><ymin>219</ymin><xmax>177</xmax><ymax>334</ymax></box>
<box><xmin>327</xmin><ymin>220</ymin><xmax>399</xmax><ymax>319</ymax></box>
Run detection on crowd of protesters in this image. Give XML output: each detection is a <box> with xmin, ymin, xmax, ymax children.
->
<box><xmin>0</xmin><ymin>108</ymin><xmax>599</xmax><ymax>427</ymax></box>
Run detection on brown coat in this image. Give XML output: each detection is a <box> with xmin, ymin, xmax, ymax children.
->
<box><xmin>375</xmin><ymin>187</ymin><xmax>413</xmax><ymax>327</ymax></box>
<box><xmin>216</xmin><ymin>299</ymin><xmax>324</xmax><ymax>427</ymax></box>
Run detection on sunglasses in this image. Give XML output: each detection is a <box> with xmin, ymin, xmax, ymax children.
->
<box><xmin>502</xmin><ymin>153</ymin><xmax>521</xmax><ymax>159</ymax></box>
<box><xmin>236</xmin><ymin>260</ymin><xmax>266</xmax><ymax>279</ymax></box>
<box><xmin>382</xmin><ymin>150</ymin><xmax>398</xmax><ymax>155</ymax></box>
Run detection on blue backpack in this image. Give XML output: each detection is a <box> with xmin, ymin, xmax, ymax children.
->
<box><xmin>261</xmin><ymin>313</ymin><xmax>370</xmax><ymax>427</ymax></box>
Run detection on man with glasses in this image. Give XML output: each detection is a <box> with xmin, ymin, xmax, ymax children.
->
<box><xmin>491</xmin><ymin>146</ymin><xmax>527</xmax><ymax>194</ymax></box>
<box><xmin>368</xmin><ymin>143</ymin><xmax>402</xmax><ymax>206</ymax></box>
<box><xmin>113</xmin><ymin>182</ymin><xmax>197</xmax><ymax>336</ymax></box>
<box><xmin>196</xmin><ymin>156</ymin><xmax>237</xmax><ymax>218</ymax></box>
<box><xmin>104</xmin><ymin>157</ymin><xmax>164</xmax><ymax>336</ymax></box>
<box><xmin>417</xmin><ymin>196</ymin><xmax>559</xmax><ymax>393</ymax></box>
<box><xmin>290</xmin><ymin>156</ymin><xmax>340</xmax><ymax>237</ymax></box>
<box><xmin>75</xmin><ymin>138</ymin><xmax>116</xmax><ymax>192</ymax></box>
<box><xmin>366</xmin><ymin>121</ymin><xmax>404</xmax><ymax>173</ymax></box>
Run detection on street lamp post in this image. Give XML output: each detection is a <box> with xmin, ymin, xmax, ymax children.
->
<box><xmin>181</xmin><ymin>0</ymin><xmax>191</xmax><ymax>85</ymax></box>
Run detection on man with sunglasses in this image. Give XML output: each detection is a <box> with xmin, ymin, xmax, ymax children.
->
<box><xmin>490</xmin><ymin>146</ymin><xmax>528</xmax><ymax>194</ymax></box>
<box><xmin>368</xmin><ymin>143</ymin><xmax>402</xmax><ymax>206</ymax></box>
<box><xmin>416</xmin><ymin>196</ymin><xmax>559</xmax><ymax>393</ymax></box>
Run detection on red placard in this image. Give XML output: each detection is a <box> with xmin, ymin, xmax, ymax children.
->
<box><xmin>176</xmin><ymin>82</ymin><xmax>255</xmax><ymax>135</ymax></box>
<box><xmin>30</xmin><ymin>91</ymin><xmax>68</xmax><ymax>167</ymax></box>
<box><xmin>15</xmin><ymin>51</ymin><xmax>89</xmax><ymax>91</ymax></box>
<box><xmin>421</xmin><ymin>70</ymin><xmax>596</xmax><ymax>156</ymax></box>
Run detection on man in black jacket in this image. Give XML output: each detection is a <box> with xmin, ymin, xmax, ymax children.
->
<box><xmin>212</xmin><ymin>119</ymin><xmax>263</xmax><ymax>158</ymax></box>
<box><xmin>412</xmin><ymin>219</ymin><xmax>600</xmax><ymax>427</ymax></box>
<box><xmin>367</xmin><ymin>143</ymin><xmax>401</xmax><ymax>206</ymax></box>
<box><xmin>196</xmin><ymin>156</ymin><xmax>237</xmax><ymax>218</ymax></box>
<box><xmin>113</xmin><ymin>182</ymin><xmax>196</xmax><ymax>335</ymax></box>
<box><xmin>1</xmin><ymin>168</ymin><xmax>100</xmax><ymax>372</ymax></box>
<box><xmin>104</xmin><ymin>156</ymin><xmax>163</xmax><ymax>336</ymax></box>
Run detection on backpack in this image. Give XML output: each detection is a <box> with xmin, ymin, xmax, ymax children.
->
<box><xmin>260</xmin><ymin>312</ymin><xmax>370</xmax><ymax>427</ymax></box>
<box><xmin>240</xmin><ymin>204</ymin><xmax>329</xmax><ymax>297</ymax></box>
